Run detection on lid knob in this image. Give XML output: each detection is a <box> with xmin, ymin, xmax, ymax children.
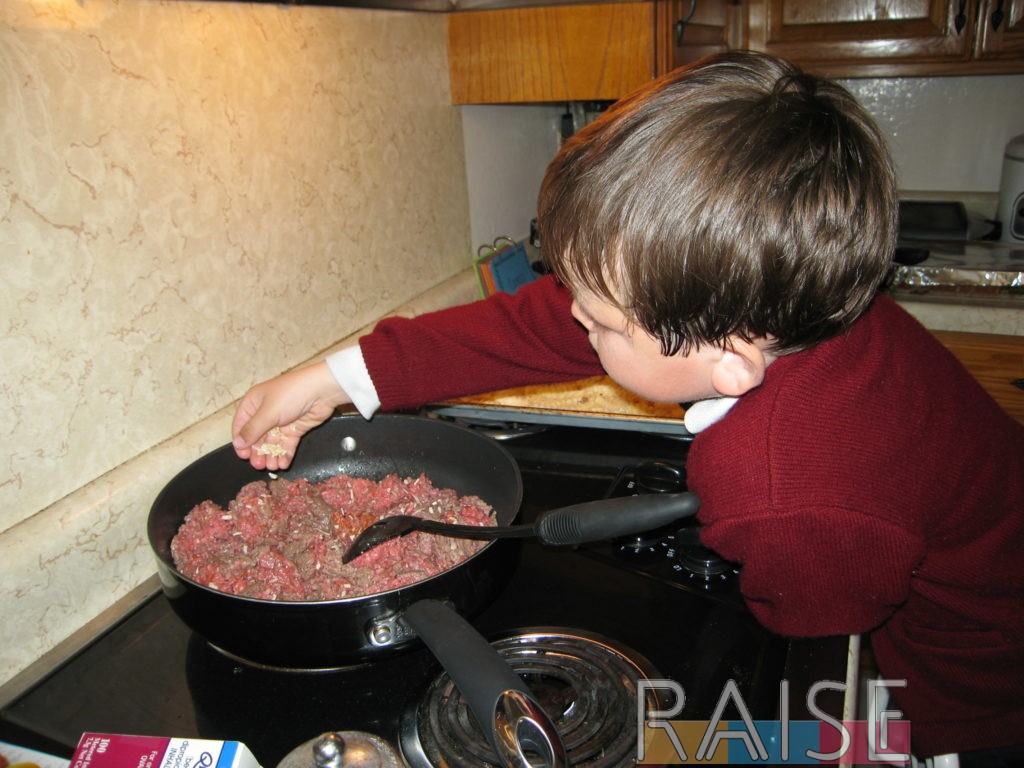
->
<box><xmin>312</xmin><ymin>733</ymin><xmax>345</xmax><ymax>768</ymax></box>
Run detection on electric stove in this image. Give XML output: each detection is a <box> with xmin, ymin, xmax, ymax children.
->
<box><xmin>0</xmin><ymin>423</ymin><xmax>848</xmax><ymax>767</ymax></box>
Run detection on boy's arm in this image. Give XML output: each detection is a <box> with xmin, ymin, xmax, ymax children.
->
<box><xmin>232</xmin><ymin>277</ymin><xmax>600</xmax><ymax>470</ymax></box>
<box><xmin>360</xmin><ymin>275</ymin><xmax>602</xmax><ymax>411</ymax></box>
<box><xmin>700</xmin><ymin>508</ymin><xmax>925</xmax><ymax>637</ymax></box>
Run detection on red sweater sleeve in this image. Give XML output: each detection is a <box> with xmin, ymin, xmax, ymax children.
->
<box><xmin>359</xmin><ymin>276</ymin><xmax>603</xmax><ymax>411</ymax></box>
<box><xmin>699</xmin><ymin>505</ymin><xmax>926</xmax><ymax>636</ymax></box>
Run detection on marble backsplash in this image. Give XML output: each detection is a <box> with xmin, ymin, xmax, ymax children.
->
<box><xmin>0</xmin><ymin>270</ymin><xmax>480</xmax><ymax>689</ymax></box>
<box><xmin>1</xmin><ymin>0</ymin><xmax>471</xmax><ymax>685</ymax></box>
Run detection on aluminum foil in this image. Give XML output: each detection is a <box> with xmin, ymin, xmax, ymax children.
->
<box><xmin>891</xmin><ymin>241</ymin><xmax>1024</xmax><ymax>292</ymax></box>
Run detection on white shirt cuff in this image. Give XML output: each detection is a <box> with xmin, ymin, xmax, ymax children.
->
<box><xmin>325</xmin><ymin>345</ymin><xmax>381</xmax><ymax>420</ymax></box>
<box><xmin>683</xmin><ymin>397</ymin><xmax>738</xmax><ymax>434</ymax></box>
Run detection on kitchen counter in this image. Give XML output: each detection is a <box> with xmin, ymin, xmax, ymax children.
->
<box><xmin>893</xmin><ymin>297</ymin><xmax>1024</xmax><ymax>337</ymax></box>
<box><xmin>932</xmin><ymin>329</ymin><xmax>1024</xmax><ymax>424</ymax></box>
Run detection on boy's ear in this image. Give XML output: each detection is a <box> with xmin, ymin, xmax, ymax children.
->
<box><xmin>710</xmin><ymin>337</ymin><xmax>771</xmax><ymax>397</ymax></box>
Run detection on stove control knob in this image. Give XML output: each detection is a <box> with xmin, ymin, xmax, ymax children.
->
<box><xmin>612</xmin><ymin>462</ymin><xmax>689</xmax><ymax>562</ymax></box>
<box><xmin>673</xmin><ymin>527</ymin><xmax>739</xmax><ymax>585</ymax></box>
<box><xmin>633</xmin><ymin>461</ymin><xmax>687</xmax><ymax>493</ymax></box>
<box><xmin>615</xmin><ymin>531</ymin><xmax>667</xmax><ymax>563</ymax></box>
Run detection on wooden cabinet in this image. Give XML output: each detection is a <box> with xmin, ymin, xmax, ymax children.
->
<box><xmin>447</xmin><ymin>0</ymin><xmax>733</xmax><ymax>104</ymax></box>
<box><xmin>740</xmin><ymin>0</ymin><xmax>1024</xmax><ymax>76</ymax></box>
<box><xmin>976</xmin><ymin>0</ymin><xmax>1024</xmax><ymax>66</ymax></box>
<box><xmin>932</xmin><ymin>329</ymin><xmax>1024</xmax><ymax>424</ymax></box>
<box><xmin>655</xmin><ymin>0</ymin><xmax>737</xmax><ymax>75</ymax></box>
<box><xmin>448</xmin><ymin>3</ymin><xmax>655</xmax><ymax>104</ymax></box>
<box><xmin>446</xmin><ymin>0</ymin><xmax>1024</xmax><ymax>104</ymax></box>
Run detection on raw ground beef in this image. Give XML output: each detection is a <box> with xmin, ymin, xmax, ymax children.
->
<box><xmin>170</xmin><ymin>473</ymin><xmax>495</xmax><ymax>601</ymax></box>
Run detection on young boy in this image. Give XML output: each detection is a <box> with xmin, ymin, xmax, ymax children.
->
<box><xmin>231</xmin><ymin>52</ymin><xmax>1024</xmax><ymax>762</ymax></box>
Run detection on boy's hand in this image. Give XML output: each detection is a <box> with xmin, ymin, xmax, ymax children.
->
<box><xmin>231</xmin><ymin>362</ymin><xmax>350</xmax><ymax>471</ymax></box>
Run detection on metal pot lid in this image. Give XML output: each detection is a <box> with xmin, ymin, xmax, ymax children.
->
<box><xmin>278</xmin><ymin>731</ymin><xmax>404</xmax><ymax>768</ymax></box>
<box><xmin>399</xmin><ymin>628</ymin><xmax>664</xmax><ymax>768</ymax></box>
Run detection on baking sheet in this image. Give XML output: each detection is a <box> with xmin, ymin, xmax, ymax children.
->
<box><xmin>431</xmin><ymin>375</ymin><xmax>691</xmax><ymax>436</ymax></box>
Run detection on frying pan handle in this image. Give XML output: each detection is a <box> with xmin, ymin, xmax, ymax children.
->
<box><xmin>402</xmin><ymin>600</ymin><xmax>567</xmax><ymax>768</ymax></box>
<box><xmin>534</xmin><ymin>491</ymin><xmax>700</xmax><ymax>545</ymax></box>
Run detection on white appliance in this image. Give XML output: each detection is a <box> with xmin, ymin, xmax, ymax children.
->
<box><xmin>997</xmin><ymin>133</ymin><xmax>1024</xmax><ymax>243</ymax></box>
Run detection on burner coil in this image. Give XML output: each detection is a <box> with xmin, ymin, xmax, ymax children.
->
<box><xmin>400</xmin><ymin>630</ymin><xmax>662</xmax><ymax>768</ymax></box>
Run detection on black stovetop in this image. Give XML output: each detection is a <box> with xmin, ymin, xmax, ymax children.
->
<box><xmin>0</xmin><ymin>424</ymin><xmax>848</xmax><ymax>767</ymax></box>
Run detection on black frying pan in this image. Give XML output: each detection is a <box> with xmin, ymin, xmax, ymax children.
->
<box><xmin>148</xmin><ymin>413</ymin><xmax>524</xmax><ymax>669</ymax></box>
<box><xmin>148</xmin><ymin>413</ymin><xmax>698</xmax><ymax>670</ymax></box>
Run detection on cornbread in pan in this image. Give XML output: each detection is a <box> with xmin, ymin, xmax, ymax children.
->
<box><xmin>442</xmin><ymin>375</ymin><xmax>686</xmax><ymax>422</ymax></box>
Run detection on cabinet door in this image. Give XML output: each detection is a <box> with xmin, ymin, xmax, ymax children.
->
<box><xmin>976</xmin><ymin>0</ymin><xmax>1024</xmax><ymax>61</ymax></box>
<box><xmin>448</xmin><ymin>3</ymin><xmax>655</xmax><ymax>104</ymax></box>
<box><xmin>743</xmin><ymin>0</ymin><xmax>975</xmax><ymax>76</ymax></box>
<box><xmin>655</xmin><ymin>0</ymin><xmax>736</xmax><ymax>75</ymax></box>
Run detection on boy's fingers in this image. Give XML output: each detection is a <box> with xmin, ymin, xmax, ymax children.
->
<box><xmin>236</xmin><ymin>414</ymin><xmax>276</xmax><ymax>451</ymax></box>
<box><xmin>231</xmin><ymin>393</ymin><xmax>282</xmax><ymax>453</ymax></box>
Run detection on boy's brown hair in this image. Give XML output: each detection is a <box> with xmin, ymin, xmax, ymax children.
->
<box><xmin>538</xmin><ymin>51</ymin><xmax>898</xmax><ymax>355</ymax></box>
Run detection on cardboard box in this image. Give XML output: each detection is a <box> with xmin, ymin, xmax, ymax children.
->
<box><xmin>70</xmin><ymin>734</ymin><xmax>261</xmax><ymax>768</ymax></box>
<box><xmin>0</xmin><ymin>740</ymin><xmax>70</xmax><ymax>768</ymax></box>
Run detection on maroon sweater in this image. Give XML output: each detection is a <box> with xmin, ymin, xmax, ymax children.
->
<box><xmin>360</xmin><ymin>276</ymin><xmax>1024</xmax><ymax>757</ymax></box>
